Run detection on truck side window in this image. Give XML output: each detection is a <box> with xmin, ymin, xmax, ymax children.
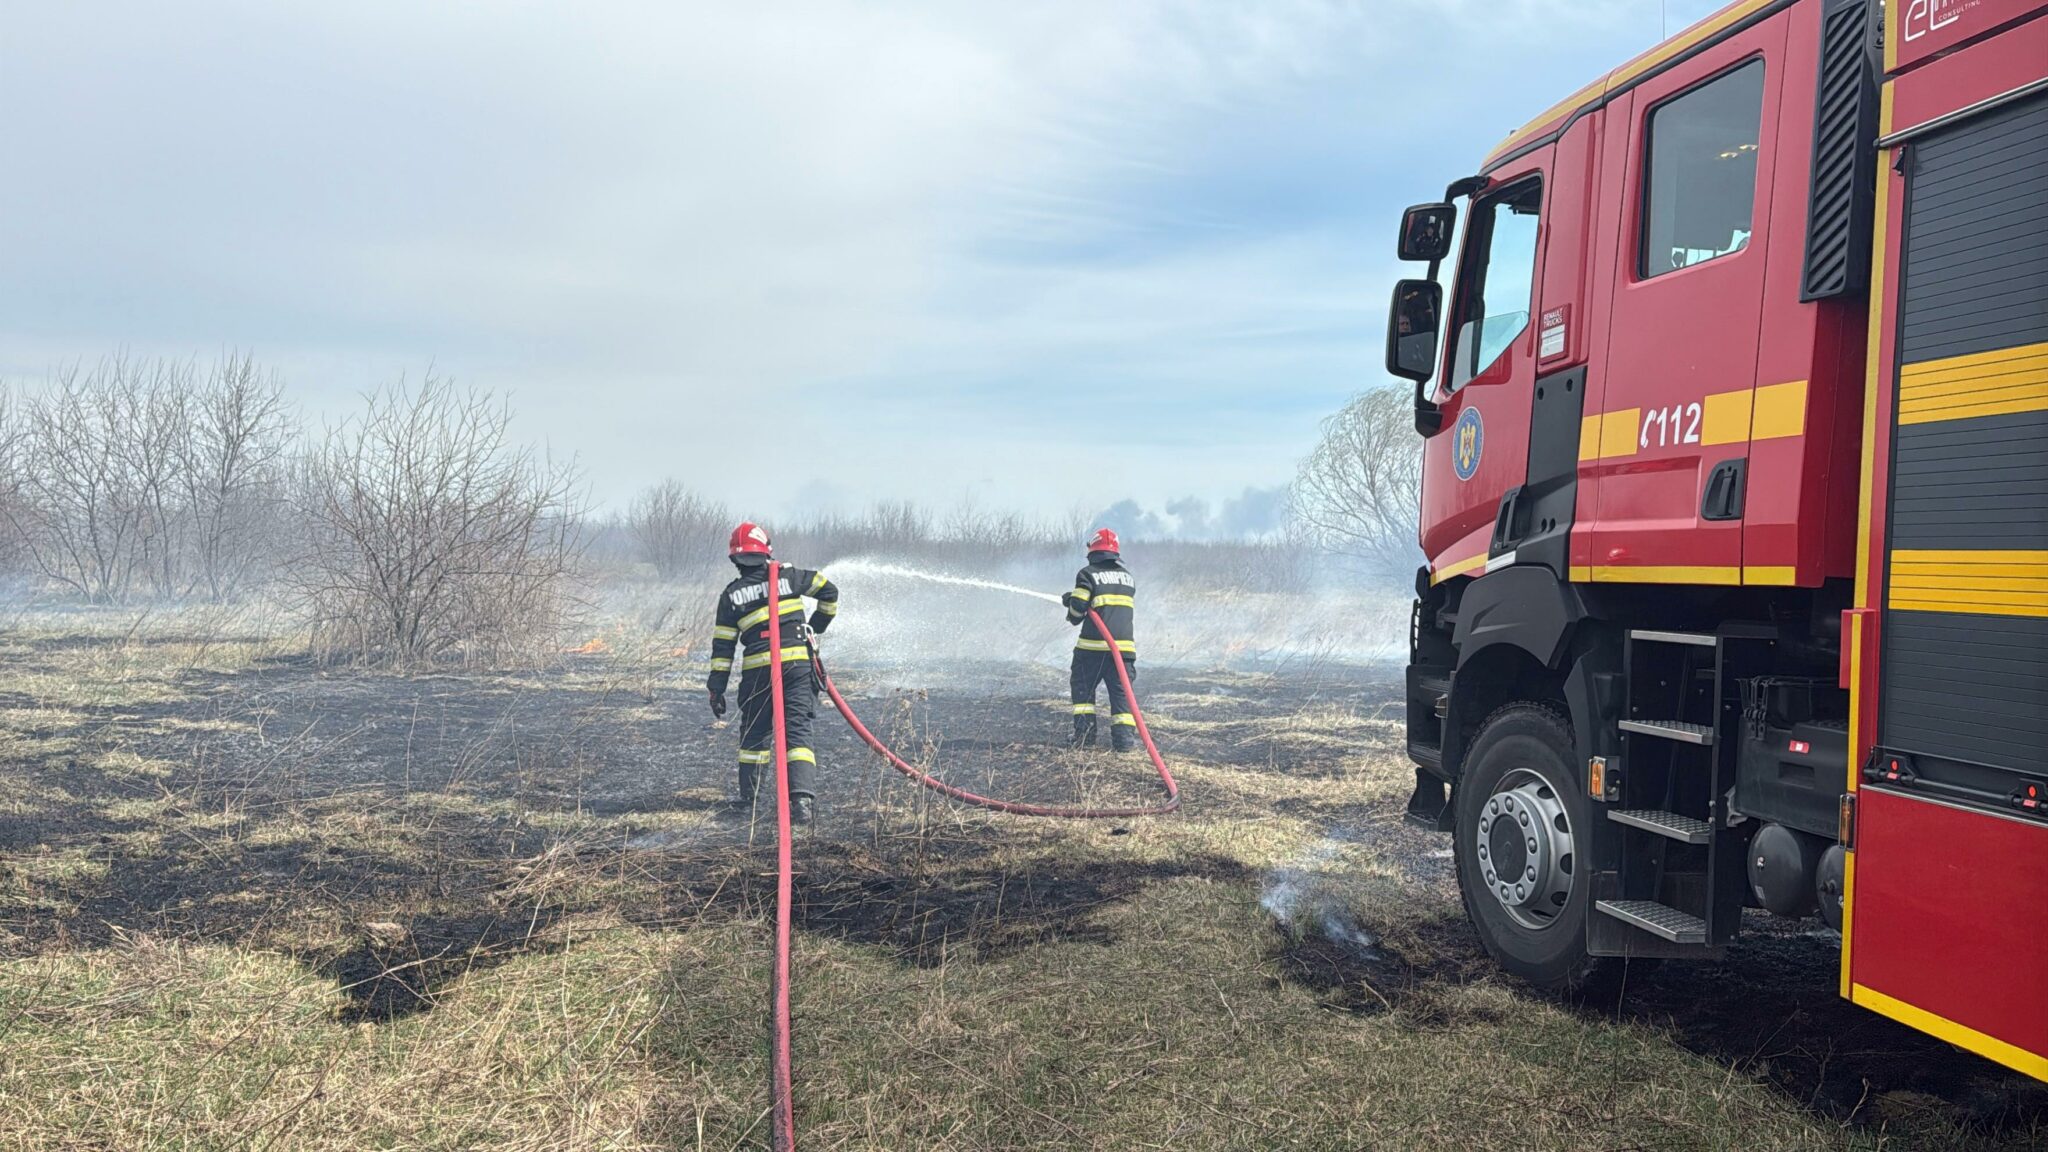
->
<box><xmin>1641</xmin><ymin>59</ymin><xmax>1765</xmax><ymax>278</ymax></box>
<box><xmin>1447</xmin><ymin>178</ymin><xmax>1542</xmax><ymax>392</ymax></box>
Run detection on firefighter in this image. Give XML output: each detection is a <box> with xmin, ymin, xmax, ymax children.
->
<box><xmin>706</xmin><ymin>522</ymin><xmax>839</xmax><ymax>824</ymax></box>
<box><xmin>1062</xmin><ymin>528</ymin><xmax>1139</xmax><ymax>752</ymax></box>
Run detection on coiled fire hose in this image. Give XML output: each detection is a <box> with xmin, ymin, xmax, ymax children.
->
<box><xmin>759</xmin><ymin>561</ymin><xmax>1180</xmax><ymax>1149</ymax></box>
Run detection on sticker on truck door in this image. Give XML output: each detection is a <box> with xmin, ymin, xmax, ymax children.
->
<box><xmin>1454</xmin><ymin>407</ymin><xmax>1484</xmax><ymax>481</ymax></box>
<box><xmin>1539</xmin><ymin>306</ymin><xmax>1569</xmax><ymax>362</ymax></box>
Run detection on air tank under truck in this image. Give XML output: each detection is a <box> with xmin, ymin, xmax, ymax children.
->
<box><xmin>1388</xmin><ymin>0</ymin><xmax>2046</xmax><ymax>1080</ymax></box>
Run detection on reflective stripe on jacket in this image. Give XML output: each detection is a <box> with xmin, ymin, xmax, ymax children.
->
<box><xmin>707</xmin><ymin>563</ymin><xmax>839</xmax><ymax>694</ymax></box>
<box><xmin>1063</xmin><ymin>554</ymin><xmax>1135</xmax><ymax>657</ymax></box>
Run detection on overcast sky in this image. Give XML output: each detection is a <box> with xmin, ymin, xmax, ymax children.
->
<box><xmin>0</xmin><ymin>1</ymin><xmax>1723</xmax><ymax>519</ymax></box>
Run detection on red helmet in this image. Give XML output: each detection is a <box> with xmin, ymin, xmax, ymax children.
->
<box><xmin>1087</xmin><ymin>527</ymin><xmax>1120</xmax><ymax>554</ymax></box>
<box><xmin>728</xmin><ymin>522</ymin><xmax>772</xmax><ymax>556</ymax></box>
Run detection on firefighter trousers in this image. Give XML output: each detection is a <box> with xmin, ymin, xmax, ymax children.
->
<box><xmin>736</xmin><ymin>660</ymin><xmax>819</xmax><ymax>802</ymax></box>
<box><xmin>1069</xmin><ymin>651</ymin><xmax>1136</xmax><ymax>748</ymax></box>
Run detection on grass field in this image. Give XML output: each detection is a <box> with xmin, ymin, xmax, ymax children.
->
<box><xmin>0</xmin><ymin>615</ymin><xmax>2040</xmax><ymax>1150</ymax></box>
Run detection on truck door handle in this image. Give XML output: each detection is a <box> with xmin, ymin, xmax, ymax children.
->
<box><xmin>1491</xmin><ymin>485</ymin><xmax>1526</xmax><ymax>554</ymax></box>
<box><xmin>1701</xmin><ymin>459</ymin><xmax>1747</xmax><ymax>522</ymax></box>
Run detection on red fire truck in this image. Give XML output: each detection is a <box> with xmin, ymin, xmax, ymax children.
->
<box><xmin>1390</xmin><ymin>0</ymin><xmax>2044</xmax><ymax>1079</ymax></box>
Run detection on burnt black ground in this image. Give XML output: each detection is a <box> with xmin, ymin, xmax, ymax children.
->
<box><xmin>1</xmin><ymin>638</ymin><xmax>2040</xmax><ymax>1141</ymax></box>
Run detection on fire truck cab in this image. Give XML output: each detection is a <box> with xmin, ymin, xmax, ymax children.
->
<box><xmin>1391</xmin><ymin>0</ymin><xmax>2045</xmax><ymax>1079</ymax></box>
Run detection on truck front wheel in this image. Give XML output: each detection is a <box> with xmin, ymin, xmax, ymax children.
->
<box><xmin>1453</xmin><ymin>703</ymin><xmax>1610</xmax><ymax>991</ymax></box>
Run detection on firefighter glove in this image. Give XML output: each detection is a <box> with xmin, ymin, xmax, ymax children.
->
<box><xmin>708</xmin><ymin>691</ymin><xmax>726</xmax><ymax>719</ymax></box>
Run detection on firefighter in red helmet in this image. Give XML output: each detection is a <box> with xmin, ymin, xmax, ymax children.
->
<box><xmin>706</xmin><ymin>522</ymin><xmax>839</xmax><ymax>823</ymax></box>
<box><xmin>1062</xmin><ymin>528</ymin><xmax>1139</xmax><ymax>751</ymax></box>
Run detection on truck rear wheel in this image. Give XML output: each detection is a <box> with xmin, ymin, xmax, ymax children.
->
<box><xmin>1454</xmin><ymin>703</ymin><xmax>1610</xmax><ymax>991</ymax></box>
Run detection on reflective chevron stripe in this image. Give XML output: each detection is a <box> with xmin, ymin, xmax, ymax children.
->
<box><xmin>1075</xmin><ymin>638</ymin><xmax>1136</xmax><ymax>654</ymax></box>
<box><xmin>741</xmin><ymin>646</ymin><xmax>813</xmax><ymax>670</ymax></box>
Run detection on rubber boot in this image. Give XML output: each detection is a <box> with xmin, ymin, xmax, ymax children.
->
<box><xmin>1111</xmin><ymin>723</ymin><xmax>1138</xmax><ymax>754</ymax></box>
<box><xmin>1071</xmin><ymin>715</ymin><xmax>1098</xmax><ymax>748</ymax></box>
<box><xmin>791</xmin><ymin>796</ymin><xmax>815</xmax><ymax>826</ymax></box>
<box><xmin>734</xmin><ymin>763</ymin><xmax>760</xmax><ymax>810</ymax></box>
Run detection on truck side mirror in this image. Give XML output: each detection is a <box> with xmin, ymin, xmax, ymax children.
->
<box><xmin>1398</xmin><ymin>203</ymin><xmax>1457</xmax><ymax>262</ymax></box>
<box><xmin>1387</xmin><ymin>279</ymin><xmax>1442</xmax><ymax>381</ymax></box>
<box><xmin>1386</xmin><ymin>279</ymin><xmax>1445</xmax><ymax>436</ymax></box>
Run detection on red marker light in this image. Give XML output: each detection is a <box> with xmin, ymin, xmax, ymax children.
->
<box><xmin>1789</xmin><ymin>739</ymin><xmax>1811</xmax><ymax>755</ymax></box>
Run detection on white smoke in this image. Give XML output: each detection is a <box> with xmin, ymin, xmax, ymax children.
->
<box><xmin>1260</xmin><ymin>831</ymin><xmax>1382</xmax><ymax>958</ymax></box>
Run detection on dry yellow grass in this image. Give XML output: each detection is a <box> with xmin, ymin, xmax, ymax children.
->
<box><xmin>0</xmin><ymin>923</ymin><xmax>675</xmax><ymax>1151</ymax></box>
<box><xmin>0</xmin><ymin>617</ymin><xmax>2036</xmax><ymax>1151</ymax></box>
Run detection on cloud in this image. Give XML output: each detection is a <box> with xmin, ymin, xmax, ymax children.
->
<box><xmin>1093</xmin><ymin>484</ymin><xmax>1289</xmax><ymax>541</ymax></box>
<box><xmin>0</xmin><ymin>1</ymin><xmax>1728</xmax><ymax>514</ymax></box>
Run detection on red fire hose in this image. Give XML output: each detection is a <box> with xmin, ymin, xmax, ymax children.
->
<box><xmin>760</xmin><ymin>561</ymin><xmax>1179</xmax><ymax>1149</ymax></box>
<box><xmin>812</xmin><ymin>636</ymin><xmax>1178</xmax><ymax>818</ymax></box>
<box><xmin>765</xmin><ymin>562</ymin><xmax>797</xmax><ymax>1150</ymax></box>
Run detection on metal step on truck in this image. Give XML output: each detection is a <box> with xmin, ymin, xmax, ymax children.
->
<box><xmin>1386</xmin><ymin>0</ymin><xmax>2045</xmax><ymax>1080</ymax></box>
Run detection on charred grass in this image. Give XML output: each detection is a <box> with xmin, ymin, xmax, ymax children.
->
<box><xmin>0</xmin><ymin>625</ymin><xmax>2040</xmax><ymax>1150</ymax></box>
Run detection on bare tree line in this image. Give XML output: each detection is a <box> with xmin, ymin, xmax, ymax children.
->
<box><xmin>0</xmin><ymin>352</ymin><xmax>1422</xmax><ymax>662</ymax></box>
<box><xmin>612</xmin><ymin>385</ymin><xmax>1421</xmax><ymax>597</ymax></box>
<box><xmin>0</xmin><ymin>353</ymin><xmax>293</xmax><ymax>604</ymax></box>
<box><xmin>0</xmin><ymin>355</ymin><xmax>585</xmax><ymax>669</ymax></box>
<box><xmin>610</xmin><ymin>483</ymin><xmax>1328</xmax><ymax>594</ymax></box>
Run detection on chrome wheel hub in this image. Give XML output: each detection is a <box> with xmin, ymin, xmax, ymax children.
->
<box><xmin>1474</xmin><ymin>768</ymin><xmax>1575</xmax><ymax>930</ymax></box>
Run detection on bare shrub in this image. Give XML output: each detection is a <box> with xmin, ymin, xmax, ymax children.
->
<box><xmin>289</xmin><ymin>377</ymin><xmax>585</xmax><ymax>669</ymax></box>
<box><xmin>626</xmin><ymin>478</ymin><xmax>728</xmax><ymax>581</ymax></box>
<box><xmin>1289</xmin><ymin>386</ymin><xmax>1422</xmax><ymax>581</ymax></box>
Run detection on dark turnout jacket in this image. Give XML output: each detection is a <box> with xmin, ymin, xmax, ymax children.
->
<box><xmin>706</xmin><ymin>562</ymin><xmax>839</xmax><ymax>696</ymax></box>
<box><xmin>1062</xmin><ymin>552</ymin><xmax>1135</xmax><ymax>657</ymax></box>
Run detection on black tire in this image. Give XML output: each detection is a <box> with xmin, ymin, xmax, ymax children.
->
<box><xmin>1453</xmin><ymin>703</ymin><xmax>1611</xmax><ymax>992</ymax></box>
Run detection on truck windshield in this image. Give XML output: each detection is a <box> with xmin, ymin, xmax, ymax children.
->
<box><xmin>1447</xmin><ymin>179</ymin><xmax>1541</xmax><ymax>391</ymax></box>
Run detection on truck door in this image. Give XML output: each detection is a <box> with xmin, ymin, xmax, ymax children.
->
<box><xmin>1421</xmin><ymin>156</ymin><xmax>1550</xmax><ymax>580</ymax></box>
<box><xmin>1586</xmin><ymin>20</ymin><xmax>1787</xmax><ymax>583</ymax></box>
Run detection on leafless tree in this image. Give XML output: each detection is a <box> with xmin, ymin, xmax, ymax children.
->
<box><xmin>289</xmin><ymin>376</ymin><xmax>586</xmax><ymax>668</ymax></box>
<box><xmin>180</xmin><ymin>353</ymin><xmax>295</xmax><ymax>600</ymax></box>
<box><xmin>126</xmin><ymin>358</ymin><xmax>196</xmax><ymax>601</ymax></box>
<box><xmin>9</xmin><ymin>358</ymin><xmax>162</xmax><ymax>603</ymax></box>
<box><xmin>0</xmin><ymin>386</ymin><xmax>29</xmax><ymax>581</ymax></box>
<box><xmin>1289</xmin><ymin>385</ymin><xmax>1423</xmax><ymax>580</ymax></box>
<box><xmin>626</xmin><ymin>478</ymin><xmax>728</xmax><ymax>580</ymax></box>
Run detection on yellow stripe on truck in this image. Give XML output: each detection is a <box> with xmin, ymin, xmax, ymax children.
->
<box><xmin>1429</xmin><ymin>553</ymin><xmax>1488</xmax><ymax>585</ymax></box>
<box><xmin>1577</xmin><ymin>383</ymin><xmax>1806</xmax><ymax>462</ymax></box>
<box><xmin>1571</xmin><ymin>565</ymin><xmax>1743</xmax><ymax>586</ymax></box>
<box><xmin>1888</xmin><ymin>550</ymin><xmax>2048</xmax><ymax>619</ymax></box>
<box><xmin>1853</xmin><ymin>984</ymin><xmax>2048</xmax><ymax>1082</ymax></box>
<box><xmin>1483</xmin><ymin>0</ymin><xmax>1779</xmax><ymax>167</ymax></box>
<box><xmin>1750</xmin><ymin>380</ymin><xmax>1807</xmax><ymax>440</ymax></box>
<box><xmin>1598</xmin><ymin>408</ymin><xmax>1641</xmax><ymax>460</ymax></box>
<box><xmin>1897</xmin><ymin>342</ymin><xmax>2048</xmax><ymax>426</ymax></box>
<box><xmin>1844</xmin><ymin>77</ymin><xmax>1895</xmax><ymax>1003</ymax></box>
<box><xmin>1700</xmin><ymin>390</ymin><xmax>1752</xmax><ymax>446</ymax></box>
